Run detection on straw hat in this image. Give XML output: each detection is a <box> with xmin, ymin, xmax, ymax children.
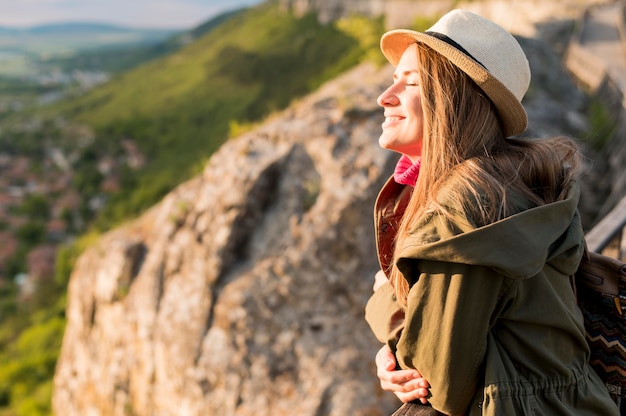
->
<box><xmin>380</xmin><ymin>9</ymin><xmax>530</xmax><ymax>137</ymax></box>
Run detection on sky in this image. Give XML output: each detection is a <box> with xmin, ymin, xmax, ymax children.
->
<box><xmin>0</xmin><ymin>0</ymin><xmax>265</xmax><ymax>29</ymax></box>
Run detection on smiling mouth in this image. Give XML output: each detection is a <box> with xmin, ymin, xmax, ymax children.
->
<box><xmin>382</xmin><ymin>116</ymin><xmax>404</xmax><ymax>127</ymax></box>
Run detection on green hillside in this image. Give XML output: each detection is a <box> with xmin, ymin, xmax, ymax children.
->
<box><xmin>45</xmin><ymin>10</ymin><xmax>243</xmax><ymax>77</ymax></box>
<box><xmin>49</xmin><ymin>1</ymin><xmax>381</xmax><ymax>228</ymax></box>
<box><xmin>0</xmin><ymin>2</ymin><xmax>383</xmax><ymax>414</ymax></box>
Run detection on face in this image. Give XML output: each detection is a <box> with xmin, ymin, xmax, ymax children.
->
<box><xmin>377</xmin><ymin>43</ymin><xmax>424</xmax><ymax>161</ymax></box>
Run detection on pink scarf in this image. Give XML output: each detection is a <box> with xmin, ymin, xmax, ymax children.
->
<box><xmin>393</xmin><ymin>155</ymin><xmax>421</xmax><ymax>187</ymax></box>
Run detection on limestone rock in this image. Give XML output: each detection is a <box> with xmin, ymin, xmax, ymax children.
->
<box><xmin>53</xmin><ymin>62</ymin><xmax>400</xmax><ymax>416</ymax></box>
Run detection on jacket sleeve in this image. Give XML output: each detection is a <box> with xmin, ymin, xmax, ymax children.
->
<box><xmin>364</xmin><ymin>282</ymin><xmax>405</xmax><ymax>344</ymax></box>
<box><xmin>395</xmin><ymin>259</ymin><xmax>512</xmax><ymax>415</ymax></box>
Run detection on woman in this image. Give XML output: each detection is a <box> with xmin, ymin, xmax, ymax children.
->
<box><xmin>364</xmin><ymin>9</ymin><xmax>619</xmax><ymax>416</ymax></box>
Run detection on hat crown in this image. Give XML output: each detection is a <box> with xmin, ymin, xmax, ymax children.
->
<box><xmin>427</xmin><ymin>10</ymin><xmax>530</xmax><ymax>100</ymax></box>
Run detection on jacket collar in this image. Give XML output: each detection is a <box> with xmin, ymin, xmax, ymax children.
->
<box><xmin>397</xmin><ymin>183</ymin><xmax>584</xmax><ymax>279</ymax></box>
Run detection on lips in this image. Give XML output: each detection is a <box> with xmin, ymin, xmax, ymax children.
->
<box><xmin>382</xmin><ymin>115</ymin><xmax>404</xmax><ymax>128</ymax></box>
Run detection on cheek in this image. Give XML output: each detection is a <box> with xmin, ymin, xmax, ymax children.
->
<box><xmin>407</xmin><ymin>98</ymin><xmax>424</xmax><ymax>144</ymax></box>
<box><xmin>406</xmin><ymin>103</ymin><xmax>423</xmax><ymax>133</ymax></box>
<box><xmin>408</xmin><ymin>95</ymin><xmax>424</xmax><ymax>119</ymax></box>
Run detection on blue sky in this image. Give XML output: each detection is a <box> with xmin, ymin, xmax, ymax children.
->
<box><xmin>0</xmin><ymin>0</ymin><xmax>265</xmax><ymax>29</ymax></box>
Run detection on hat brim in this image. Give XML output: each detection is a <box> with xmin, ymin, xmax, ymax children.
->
<box><xmin>381</xmin><ymin>30</ymin><xmax>528</xmax><ymax>137</ymax></box>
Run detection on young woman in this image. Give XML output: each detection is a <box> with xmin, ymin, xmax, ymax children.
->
<box><xmin>364</xmin><ymin>9</ymin><xmax>619</xmax><ymax>416</ymax></box>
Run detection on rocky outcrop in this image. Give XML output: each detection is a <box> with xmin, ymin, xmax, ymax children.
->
<box><xmin>52</xmin><ymin>16</ymin><xmax>602</xmax><ymax>416</ymax></box>
<box><xmin>53</xmin><ymin>62</ymin><xmax>401</xmax><ymax>416</ymax></box>
<box><xmin>564</xmin><ymin>1</ymin><xmax>626</xmax><ymax>221</ymax></box>
<box><xmin>279</xmin><ymin>0</ymin><xmax>597</xmax><ymax>34</ymax></box>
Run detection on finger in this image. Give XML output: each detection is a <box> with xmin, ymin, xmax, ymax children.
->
<box><xmin>395</xmin><ymin>387</ymin><xmax>431</xmax><ymax>404</ymax></box>
<box><xmin>375</xmin><ymin>344</ymin><xmax>393</xmax><ymax>362</ymax></box>
<box><xmin>379</xmin><ymin>368</ymin><xmax>420</xmax><ymax>385</ymax></box>
<box><xmin>375</xmin><ymin>345</ymin><xmax>396</xmax><ymax>370</ymax></box>
<box><xmin>375</xmin><ymin>345</ymin><xmax>426</xmax><ymax>378</ymax></box>
<box><xmin>373</xmin><ymin>270</ymin><xmax>388</xmax><ymax>291</ymax></box>
<box><xmin>380</xmin><ymin>375</ymin><xmax>425</xmax><ymax>392</ymax></box>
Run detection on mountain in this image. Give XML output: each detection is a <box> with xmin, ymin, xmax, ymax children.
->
<box><xmin>16</xmin><ymin>22</ymin><xmax>163</xmax><ymax>34</ymax></box>
<box><xmin>39</xmin><ymin>1</ymin><xmax>375</xmax><ymax>228</ymax></box>
<box><xmin>0</xmin><ymin>3</ymin><xmax>379</xmax><ymax>413</ymax></box>
<box><xmin>0</xmin><ymin>21</ymin><xmax>181</xmax><ymax>80</ymax></box>
<box><xmin>38</xmin><ymin>9</ymin><xmax>246</xmax><ymax>75</ymax></box>
<box><xmin>0</xmin><ymin>22</ymin><xmax>178</xmax><ymax>51</ymax></box>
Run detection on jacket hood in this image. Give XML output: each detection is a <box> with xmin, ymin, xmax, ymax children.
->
<box><xmin>397</xmin><ymin>183</ymin><xmax>585</xmax><ymax>279</ymax></box>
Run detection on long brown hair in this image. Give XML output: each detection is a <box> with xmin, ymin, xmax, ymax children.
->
<box><xmin>389</xmin><ymin>43</ymin><xmax>582</xmax><ymax>305</ymax></box>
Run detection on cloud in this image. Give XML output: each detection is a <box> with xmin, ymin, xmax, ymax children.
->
<box><xmin>0</xmin><ymin>0</ymin><xmax>264</xmax><ymax>29</ymax></box>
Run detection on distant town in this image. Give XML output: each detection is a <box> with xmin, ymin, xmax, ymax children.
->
<box><xmin>0</xmin><ymin>115</ymin><xmax>146</xmax><ymax>296</ymax></box>
<box><xmin>0</xmin><ymin>22</ymin><xmax>167</xmax><ymax>295</ymax></box>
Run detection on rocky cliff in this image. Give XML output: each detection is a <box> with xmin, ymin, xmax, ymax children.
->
<box><xmin>279</xmin><ymin>0</ymin><xmax>594</xmax><ymax>34</ymax></box>
<box><xmin>52</xmin><ymin>62</ymin><xmax>400</xmax><ymax>415</ymax></box>
<box><xmin>52</xmin><ymin>9</ymin><xmax>603</xmax><ymax>416</ymax></box>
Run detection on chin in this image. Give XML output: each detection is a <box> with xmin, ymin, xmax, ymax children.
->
<box><xmin>378</xmin><ymin>135</ymin><xmax>395</xmax><ymax>151</ymax></box>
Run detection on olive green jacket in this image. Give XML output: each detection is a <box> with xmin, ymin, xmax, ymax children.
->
<box><xmin>365</xmin><ymin>182</ymin><xmax>618</xmax><ymax>415</ymax></box>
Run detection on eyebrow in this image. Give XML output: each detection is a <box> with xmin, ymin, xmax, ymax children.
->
<box><xmin>393</xmin><ymin>69</ymin><xmax>419</xmax><ymax>80</ymax></box>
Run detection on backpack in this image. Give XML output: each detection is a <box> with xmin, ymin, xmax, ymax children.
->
<box><xmin>575</xmin><ymin>249</ymin><xmax>626</xmax><ymax>413</ymax></box>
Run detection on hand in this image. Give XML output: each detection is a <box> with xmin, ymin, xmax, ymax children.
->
<box><xmin>373</xmin><ymin>269</ymin><xmax>388</xmax><ymax>291</ymax></box>
<box><xmin>375</xmin><ymin>344</ymin><xmax>430</xmax><ymax>404</ymax></box>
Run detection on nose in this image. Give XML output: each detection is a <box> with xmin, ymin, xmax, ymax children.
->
<box><xmin>377</xmin><ymin>85</ymin><xmax>399</xmax><ymax>107</ymax></box>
